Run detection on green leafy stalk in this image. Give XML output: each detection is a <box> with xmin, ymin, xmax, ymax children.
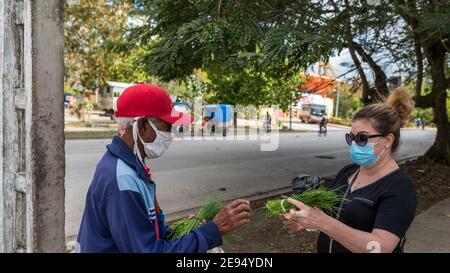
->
<box><xmin>169</xmin><ymin>198</ymin><xmax>224</xmax><ymax>239</ymax></box>
<box><xmin>266</xmin><ymin>187</ymin><xmax>347</xmax><ymax>217</ymax></box>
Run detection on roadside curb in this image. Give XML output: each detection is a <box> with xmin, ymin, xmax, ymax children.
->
<box><xmin>164</xmin><ymin>155</ymin><xmax>420</xmax><ymax>223</ymax></box>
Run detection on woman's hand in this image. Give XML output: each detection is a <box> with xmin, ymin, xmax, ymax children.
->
<box><xmin>281</xmin><ymin>212</ymin><xmax>305</xmax><ymax>232</ymax></box>
<box><xmin>282</xmin><ymin>198</ymin><xmax>330</xmax><ymax>231</ymax></box>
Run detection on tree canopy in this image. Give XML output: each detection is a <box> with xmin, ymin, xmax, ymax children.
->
<box><xmin>66</xmin><ymin>0</ymin><xmax>449</xmax><ymax>164</ymax></box>
<box><xmin>65</xmin><ymin>0</ymin><xmax>151</xmax><ymax>92</ymax></box>
<box><xmin>124</xmin><ymin>0</ymin><xmax>449</xmax><ymax>164</ymax></box>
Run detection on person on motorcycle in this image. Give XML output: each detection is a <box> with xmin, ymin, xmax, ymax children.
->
<box><xmin>319</xmin><ymin>111</ymin><xmax>328</xmax><ymax>136</ymax></box>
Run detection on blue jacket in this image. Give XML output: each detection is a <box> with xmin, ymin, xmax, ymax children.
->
<box><xmin>76</xmin><ymin>136</ymin><xmax>223</xmax><ymax>253</ymax></box>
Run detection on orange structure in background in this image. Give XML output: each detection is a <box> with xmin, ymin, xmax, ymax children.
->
<box><xmin>298</xmin><ymin>61</ymin><xmax>342</xmax><ymax>98</ymax></box>
<box><xmin>298</xmin><ymin>73</ymin><xmax>338</xmax><ymax>98</ymax></box>
<box><xmin>281</xmin><ymin>62</ymin><xmax>347</xmax><ymax>123</ymax></box>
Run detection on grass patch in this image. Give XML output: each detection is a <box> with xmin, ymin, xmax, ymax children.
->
<box><xmin>328</xmin><ymin>117</ymin><xmax>352</xmax><ymax>127</ymax></box>
<box><xmin>65</xmin><ymin>130</ymin><xmax>118</xmax><ymax>139</ymax></box>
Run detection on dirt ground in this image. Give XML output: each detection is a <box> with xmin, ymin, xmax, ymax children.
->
<box><xmin>222</xmin><ymin>158</ymin><xmax>450</xmax><ymax>253</ymax></box>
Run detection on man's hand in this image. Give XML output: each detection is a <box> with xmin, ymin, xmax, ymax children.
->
<box><xmin>213</xmin><ymin>199</ymin><xmax>251</xmax><ymax>235</ymax></box>
<box><xmin>187</xmin><ymin>213</ymin><xmax>206</xmax><ymax>225</ymax></box>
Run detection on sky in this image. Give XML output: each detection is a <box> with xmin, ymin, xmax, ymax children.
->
<box><xmin>308</xmin><ymin>48</ymin><xmax>402</xmax><ymax>85</ymax></box>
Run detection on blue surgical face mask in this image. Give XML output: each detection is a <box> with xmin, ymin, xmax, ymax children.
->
<box><xmin>349</xmin><ymin>138</ymin><xmax>386</xmax><ymax>167</ymax></box>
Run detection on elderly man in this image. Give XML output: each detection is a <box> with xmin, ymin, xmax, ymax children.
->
<box><xmin>77</xmin><ymin>84</ymin><xmax>251</xmax><ymax>252</ymax></box>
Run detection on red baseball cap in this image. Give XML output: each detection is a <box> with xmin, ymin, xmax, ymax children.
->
<box><xmin>114</xmin><ymin>83</ymin><xmax>194</xmax><ymax>126</ymax></box>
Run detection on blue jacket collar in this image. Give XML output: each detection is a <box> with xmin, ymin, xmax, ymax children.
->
<box><xmin>107</xmin><ymin>136</ymin><xmax>150</xmax><ymax>182</ymax></box>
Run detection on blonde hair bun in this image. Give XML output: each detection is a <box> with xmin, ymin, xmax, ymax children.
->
<box><xmin>386</xmin><ymin>86</ymin><xmax>414</xmax><ymax>127</ymax></box>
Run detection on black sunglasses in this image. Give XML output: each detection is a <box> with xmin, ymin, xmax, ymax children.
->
<box><xmin>345</xmin><ymin>132</ymin><xmax>384</xmax><ymax>146</ymax></box>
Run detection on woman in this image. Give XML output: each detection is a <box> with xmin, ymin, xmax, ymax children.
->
<box><xmin>282</xmin><ymin>87</ymin><xmax>416</xmax><ymax>253</ymax></box>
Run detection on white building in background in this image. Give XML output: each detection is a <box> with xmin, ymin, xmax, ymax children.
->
<box><xmin>98</xmin><ymin>81</ymin><xmax>135</xmax><ymax>116</ymax></box>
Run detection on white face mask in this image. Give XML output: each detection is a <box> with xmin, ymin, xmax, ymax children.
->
<box><xmin>133</xmin><ymin>118</ymin><xmax>173</xmax><ymax>160</ymax></box>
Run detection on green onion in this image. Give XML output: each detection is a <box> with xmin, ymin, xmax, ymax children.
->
<box><xmin>169</xmin><ymin>198</ymin><xmax>224</xmax><ymax>239</ymax></box>
<box><xmin>265</xmin><ymin>187</ymin><xmax>346</xmax><ymax>217</ymax></box>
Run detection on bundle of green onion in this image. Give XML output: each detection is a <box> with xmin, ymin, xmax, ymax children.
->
<box><xmin>169</xmin><ymin>198</ymin><xmax>224</xmax><ymax>239</ymax></box>
<box><xmin>266</xmin><ymin>187</ymin><xmax>346</xmax><ymax>217</ymax></box>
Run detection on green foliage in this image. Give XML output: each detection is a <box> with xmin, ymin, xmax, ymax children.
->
<box><xmin>411</xmin><ymin>107</ymin><xmax>434</xmax><ymax>125</ymax></box>
<box><xmin>335</xmin><ymin>90</ymin><xmax>364</xmax><ymax>120</ymax></box>
<box><xmin>64</xmin><ymin>81</ymin><xmax>81</xmax><ymax>95</ymax></box>
<box><xmin>266</xmin><ymin>187</ymin><xmax>346</xmax><ymax>217</ymax></box>
<box><xmin>128</xmin><ymin>1</ymin><xmax>342</xmax><ymax>80</ymax></box>
<box><xmin>123</xmin><ymin>1</ymin><xmax>345</xmax><ymax>108</ymax></box>
<box><xmin>107</xmin><ymin>47</ymin><xmax>155</xmax><ymax>84</ymax></box>
<box><xmin>70</xmin><ymin>101</ymin><xmax>86</xmax><ymax>121</ymax></box>
<box><xmin>207</xmin><ymin>64</ymin><xmax>302</xmax><ymax>111</ymax></box>
<box><xmin>448</xmin><ymin>97</ymin><xmax>450</xmax><ymax>121</ymax></box>
<box><xmin>169</xmin><ymin>198</ymin><xmax>223</xmax><ymax>239</ymax></box>
<box><xmin>65</xmin><ymin>0</ymin><xmax>152</xmax><ymax>92</ymax></box>
<box><xmin>69</xmin><ymin>101</ymin><xmax>95</xmax><ymax>122</ymax></box>
<box><xmin>394</xmin><ymin>1</ymin><xmax>450</xmax><ymax>49</ymax></box>
<box><xmin>328</xmin><ymin>117</ymin><xmax>352</xmax><ymax>127</ymax></box>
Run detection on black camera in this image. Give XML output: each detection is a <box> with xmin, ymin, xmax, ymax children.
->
<box><xmin>291</xmin><ymin>175</ymin><xmax>321</xmax><ymax>194</ymax></box>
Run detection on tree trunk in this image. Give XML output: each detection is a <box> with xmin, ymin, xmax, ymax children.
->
<box><xmin>348</xmin><ymin>46</ymin><xmax>371</xmax><ymax>105</ymax></box>
<box><xmin>413</xmin><ymin>39</ymin><xmax>424</xmax><ymax>98</ymax></box>
<box><xmin>425</xmin><ymin>94</ymin><xmax>450</xmax><ymax>166</ymax></box>
<box><xmin>352</xmin><ymin>42</ymin><xmax>389</xmax><ymax>102</ymax></box>
<box><xmin>342</xmin><ymin>0</ymin><xmax>372</xmax><ymax>106</ymax></box>
<box><xmin>412</xmin><ymin>28</ymin><xmax>424</xmax><ymax>99</ymax></box>
<box><xmin>423</xmin><ymin>44</ymin><xmax>450</xmax><ymax>166</ymax></box>
<box><xmin>345</xmin><ymin>41</ymin><xmax>389</xmax><ymax>106</ymax></box>
<box><xmin>405</xmin><ymin>0</ymin><xmax>424</xmax><ymax>99</ymax></box>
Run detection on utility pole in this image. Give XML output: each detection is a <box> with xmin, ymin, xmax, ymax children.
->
<box><xmin>335</xmin><ymin>86</ymin><xmax>340</xmax><ymax>118</ymax></box>
<box><xmin>289</xmin><ymin>96</ymin><xmax>293</xmax><ymax>130</ymax></box>
<box><xmin>0</xmin><ymin>0</ymin><xmax>65</xmax><ymax>252</ymax></box>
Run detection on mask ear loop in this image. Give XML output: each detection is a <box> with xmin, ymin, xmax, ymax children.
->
<box><xmin>368</xmin><ymin>137</ymin><xmax>387</xmax><ymax>167</ymax></box>
<box><xmin>377</xmin><ymin>146</ymin><xmax>387</xmax><ymax>160</ymax></box>
<box><xmin>374</xmin><ymin>137</ymin><xmax>384</xmax><ymax>145</ymax></box>
<box><xmin>147</xmin><ymin>118</ymin><xmax>159</xmax><ymax>135</ymax></box>
<box><xmin>136</xmin><ymin>117</ymin><xmax>158</xmax><ymax>145</ymax></box>
<box><xmin>375</xmin><ymin>137</ymin><xmax>386</xmax><ymax>152</ymax></box>
<box><xmin>132</xmin><ymin>118</ymin><xmax>145</xmax><ymax>165</ymax></box>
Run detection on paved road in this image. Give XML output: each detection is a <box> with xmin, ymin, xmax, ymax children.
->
<box><xmin>65</xmin><ymin>128</ymin><xmax>436</xmax><ymax>239</ymax></box>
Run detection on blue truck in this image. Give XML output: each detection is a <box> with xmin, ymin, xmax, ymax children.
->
<box><xmin>202</xmin><ymin>104</ymin><xmax>233</xmax><ymax>136</ymax></box>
